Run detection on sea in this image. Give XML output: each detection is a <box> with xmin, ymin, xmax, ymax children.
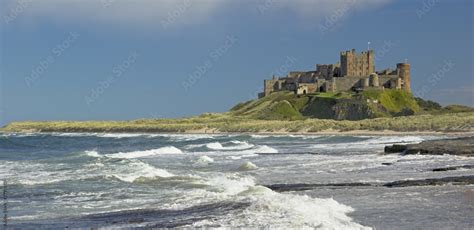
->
<box><xmin>0</xmin><ymin>133</ymin><xmax>473</xmax><ymax>229</ymax></box>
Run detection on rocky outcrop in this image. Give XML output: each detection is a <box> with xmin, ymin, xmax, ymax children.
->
<box><xmin>383</xmin><ymin>175</ymin><xmax>474</xmax><ymax>188</ymax></box>
<box><xmin>332</xmin><ymin>99</ymin><xmax>376</xmax><ymax>120</ymax></box>
<box><xmin>302</xmin><ymin>97</ymin><xmax>376</xmax><ymax>121</ymax></box>
<box><xmin>431</xmin><ymin>165</ymin><xmax>474</xmax><ymax>172</ymax></box>
<box><xmin>265</xmin><ymin>175</ymin><xmax>474</xmax><ymax>192</ymax></box>
<box><xmin>384</xmin><ymin>137</ymin><xmax>474</xmax><ymax>156</ymax></box>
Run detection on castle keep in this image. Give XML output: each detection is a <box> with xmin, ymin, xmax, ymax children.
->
<box><xmin>259</xmin><ymin>49</ymin><xmax>411</xmax><ymax>98</ymax></box>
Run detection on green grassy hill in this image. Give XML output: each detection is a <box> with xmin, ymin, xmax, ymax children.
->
<box><xmin>230</xmin><ymin>89</ymin><xmax>422</xmax><ymax>121</ymax></box>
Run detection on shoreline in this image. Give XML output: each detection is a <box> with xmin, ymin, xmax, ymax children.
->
<box><xmin>1</xmin><ymin>129</ymin><xmax>473</xmax><ymax>137</ymax></box>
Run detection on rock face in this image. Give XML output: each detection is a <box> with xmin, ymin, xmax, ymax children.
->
<box><xmin>302</xmin><ymin>98</ymin><xmax>376</xmax><ymax>121</ymax></box>
<box><xmin>332</xmin><ymin>99</ymin><xmax>376</xmax><ymax>120</ymax></box>
<box><xmin>384</xmin><ymin>137</ymin><xmax>474</xmax><ymax>156</ymax></box>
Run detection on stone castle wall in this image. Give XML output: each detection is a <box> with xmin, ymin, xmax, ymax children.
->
<box><xmin>260</xmin><ymin>49</ymin><xmax>410</xmax><ymax>98</ymax></box>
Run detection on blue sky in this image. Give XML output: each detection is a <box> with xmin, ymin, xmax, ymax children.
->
<box><xmin>0</xmin><ymin>0</ymin><xmax>473</xmax><ymax>125</ymax></box>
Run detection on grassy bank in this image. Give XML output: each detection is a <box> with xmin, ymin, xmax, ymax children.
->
<box><xmin>1</xmin><ymin>112</ymin><xmax>473</xmax><ymax>134</ymax></box>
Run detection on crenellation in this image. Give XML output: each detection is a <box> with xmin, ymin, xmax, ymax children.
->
<box><xmin>259</xmin><ymin>48</ymin><xmax>411</xmax><ymax>97</ymax></box>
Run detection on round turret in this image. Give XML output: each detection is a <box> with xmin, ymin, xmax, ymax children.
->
<box><xmin>397</xmin><ymin>63</ymin><xmax>411</xmax><ymax>92</ymax></box>
<box><xmin>369</xmin><ymin>73</ymin><xmax>379</xmax><ymax>87</ymax></box>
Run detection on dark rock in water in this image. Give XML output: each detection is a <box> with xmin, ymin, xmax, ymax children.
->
<box><xmin>384</xmin><ymin>137</ymin><xmax>474</xmax><ymax>156</ymax></box>
<box><xmin>381</xmin><ymin>162</ymin><xmax>393</xmax><ymax>166</ymax></box>
<box><xmin>384</xmin><ymin>144</ymin><xmax>407</xmax><ymax>153</ymax></box>
<box><xmin>266</xmin><ymin>182</ymin><xmax>373</xmax><ymax>192</ymax></box>
<box><xmin>265</xmin><ymin>175</ymin><xmax>474</xmax><ymax>192</ymax></box>
<box><xmin>432</xmin><ymin>165</ymin><xmax>474</xmax><ymax>172</ymax></box>
<box><xmin>10</xmin><ymin>202</ymin><xmax>250</xmax><ymax>229</ymax></box>
<box><xmin>383</xmin><ymin>175</ymin><xmax>474</xmax><ymax>188</ymax></box>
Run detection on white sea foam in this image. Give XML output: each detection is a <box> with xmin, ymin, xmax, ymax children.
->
<box><xmin>252</xmin><ymin>145</ymin><xmax>278</xmax><ymax>153</ymax></box>
<box><xmin>84</xmin><ymin>150</ymin><xmax>101</xmax><ymax>158</ymax></box>
<box><xmin>196</xmin><ymin>155</ymin><xmax>215</xmax><ymax>164</ymax></box>
<box><xmin>206</xmin><ymin>175</ymin><xmax>256</xmax><ymax>195</ymax></box>
<box><xmin>231</xmin><ymin>191</ymin><xmax>368</xmax><ymax>229</ymax></box>
<box><xmin>185</xmin><ymin>141</ymin><xmax>276</xmax><ymax>156</ymax></box>
<box><xmin>249</xmin><ymin>134</ymin><xmax>325</xmax><ymax>139</ymax></box>
<box><xmin>206</xmin><ymin>141</ymin><xmax>254</xmax><ymax>150</ymax></box>
<box><xmin>309</xmin><ymin>136</ymin><xmax>434</xmax><ymax>151</ymax></box>
<box><xmin>106</xmin><ymin>146</ymin><xmax>183</xmax><ymax>159</ymax></box>
<box><xmin>193</xmin><ymin>175</ymin><xmax>369</xmax><ymax>229</ymax></box>
<box><xmin>99</xmin><ymin>133</ymin><xmax>146</xmax><ymax>138</ymax></box>
<box><xmin>249</xmin><ymin>134</ymin><xmax>271</xmax><ymax>139</ymax></box>
<box><xmin>238</xmin><ymin>161</ymin><xmax>258</xmax><ymax>171</ymax></box>
<box><xmin>160</xmin><ymin>134</ymin><xmax>217</xmax><ymax>141</ymax></box>
<box><xmin>109</xmin><ymin>160</ymin><xmax>175</xmax><ymax>183</ymax></box>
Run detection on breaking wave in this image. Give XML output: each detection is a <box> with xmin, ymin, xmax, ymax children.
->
<box><xmin>206</xmin><ymin>141</ymin><xmax>254</xmax><ymax>150</ymax></box>
<box><xmin>185</xmin><ymin>140</ymin><xmax>278</xmax><ymax>155</ymax></box>
<box><xmin>309</xmin><ymin>136</ymin><xmax>434</xmax><ymax>151</ymax></box>
<box><xmin>192</xmin><ymin>175</ymin><xmax>369</xmax><ymax>229</ymax></box>
<box><xmin>195</xmin><ymin>155</ymin><xmax>215</xmax><ymax>164</ymax></box>
<box><xmin>238</xmin><ymin>161</ymin><xmax>258</xmax><ymax>171</ymax></box>
<box><xmin>84</xmin><ymin>150</ymin><xmax>101</xmax><ymax>158</ymax></box>
<box><xmin>106</xmin><ymin>146</ymin><xmax>183</xmax><ymax>159</ymax></box>
<box><xmin>108</xmin><ymin>160</ymin><xmax>175</xmax><ymax>183</ymax></box>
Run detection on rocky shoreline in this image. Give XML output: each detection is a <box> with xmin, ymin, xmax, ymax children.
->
<box><xmin>266</xmin><ymin>175</ymin><xmax>474</xmax><ymax>192</ymax></box>
<box><xmin>384</xmin><ymin>136</ymin><xmax>474</xmax><ymax>156</ymax></box>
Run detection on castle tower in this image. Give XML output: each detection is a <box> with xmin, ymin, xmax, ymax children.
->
<box><xmin>340</xmin><ymin>49</ymin><xmax>375</xmax><ymax>77</ymax></box>
<box><xmin>397</xmin><ymin>63</ymin><xmax>411</xmax><ymax>92</ymax></box>
<box><xmin>340</xmin><ymin>49</ymin><xmax>354</xmax><ymax>76</ymax></box>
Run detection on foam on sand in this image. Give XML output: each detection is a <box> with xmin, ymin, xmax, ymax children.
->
<box><xmin>106</xmin><ymin>146</ymin><xmax>183</xmax><ymax>159</ymax></box>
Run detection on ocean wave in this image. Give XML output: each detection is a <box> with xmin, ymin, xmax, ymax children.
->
<box><xmin>2</xmin><ymin>149</ymin><xmax>181</xmax><ymax>185</ymax></box>
<box><xmin>105</xmin><ymin>146</ymin><xmax>183</xmax><ymax>159</ymax></box>
<box><xmin>195</xmin><ymin>155</ymin><xmax>215</xmax><ymax>164</ymax></box>
<box><xmin>84</xmin><ymin>150</ymin><xmax>102</xmax><ymax>158</ymax></box>
<box><xmin>308</xmin><ymin>136</ymin><xmax>434</xmax><ymax>150</ymax></box>
<box><xmin>108</xmin><ymin>160</ymin><xmax>175</xmax><ymax>183</ymax></box>
<box><xmin>238</xmin><ymin>162</ymin><xmax>258</xmax><ymax>171</ymax></box>
<box><xmin>193</xmin><ymin>175</ymin><xmax>368</xmax><ymax>229</ymax></box>
<box><xmin>160</xmin><ymin>134</ymin><xmax>217</xmax><ymax>141</ymax></box>
<box><xmin>252</xmin><ymin>145</ymin><xmax>278</xmax><ymax>153</ymax></box>
<box><xmin>186</xmin><ymin>140</ymin><xmax>278</xmax><ymax>155</ymax></box>
<box><xmin>206</xmin><ymin>141</ymin><xmax>254</xmax><ymax>150</ymax></box>
<box><xmin>249</xmin><ymin>134</ymin><xmax>325</xmax><ymax>140</ymax></box>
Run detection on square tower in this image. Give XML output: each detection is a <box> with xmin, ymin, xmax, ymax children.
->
<box><xmin>340</xmin><ymin>49</ymin><xmax>374</xmax><ymax>77</ymax></box>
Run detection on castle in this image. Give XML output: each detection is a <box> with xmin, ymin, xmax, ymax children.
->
<box><xmin>259</xmin><ymin>49</ymin><xmax>411</xmax><ymax>98</ymax></box>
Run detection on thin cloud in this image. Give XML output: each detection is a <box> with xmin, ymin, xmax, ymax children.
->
<box><xmin>2</xmin><ymin>0</ymin><xmax>392</xmax><ymax>28</ymax></box>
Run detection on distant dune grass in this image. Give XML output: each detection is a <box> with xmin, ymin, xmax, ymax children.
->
<box><xmin>2</xmin><ymin>112</ymin><xmax>473</xmax><ymax>133</ymax></box>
